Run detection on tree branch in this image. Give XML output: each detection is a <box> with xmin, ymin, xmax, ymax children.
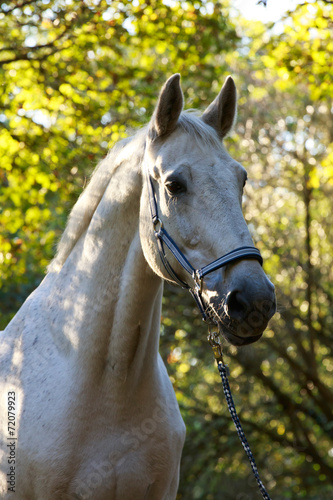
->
<box><xmin>267</xmin><ymin>339</ymin><xmax>333</xmax><ymax>424</ymax></box>
<box><xmin>0</xmin><ymin>0</ymin><xmax>38</xmax><ymax>14</ymax></box>
<box><xmin>0</xmin><ymin>24</ymin><xmax>72</xmax><ymax>65</ymax></box>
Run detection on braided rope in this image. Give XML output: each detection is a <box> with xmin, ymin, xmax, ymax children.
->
<box><xmin>217</xmin><ymin>361</ymin><xmax>272</xmax><ymax>500</ymax></box>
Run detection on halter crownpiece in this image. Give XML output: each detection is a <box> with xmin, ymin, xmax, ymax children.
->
<box><xmin>147</xmin><ymin>172</ymin><xmax>263</xmax><ymax>322</ymax></box>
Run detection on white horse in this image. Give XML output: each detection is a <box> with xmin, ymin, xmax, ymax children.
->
<box><xmin>0</xmin><ymin>74</ymin><xmax>276</xmax><ymax>500</ymax></box>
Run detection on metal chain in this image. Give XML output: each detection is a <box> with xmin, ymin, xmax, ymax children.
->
<box><xmin>208</xmin><ymin>330</ymin><xmax>272</xmax><ymax>500</ymax></box>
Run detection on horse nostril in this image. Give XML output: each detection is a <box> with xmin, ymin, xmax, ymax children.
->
<box><xmin>266</xmin><ymin>298</ymin><xmax>277</xmax><ymax>320</ymax></box>
<box><xmin>225</xmin><ymin>290</ymin><xmax>249</xmax><ymax>321</ymax></box>
<box><xmin>225</xmin><ymin>287</ymin><xmax>277</xmax><ymax>329</ymax></box>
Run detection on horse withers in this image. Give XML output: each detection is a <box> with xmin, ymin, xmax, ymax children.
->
<box><xmin>0</xmin><ymin>75</ymin><xmax>276</xmax><ymax>499</ymax></box>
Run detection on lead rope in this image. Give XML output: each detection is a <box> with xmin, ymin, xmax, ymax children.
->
<box><xmin>208</xmin><ymin>328</ymin><xmax>272</xmax><ymax>500</ymax></box>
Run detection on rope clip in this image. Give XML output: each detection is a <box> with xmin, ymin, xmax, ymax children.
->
<box><xmin>208</xmin><ymin>326</ymin><xmax>224</xmax><ymax>365</ymax></box>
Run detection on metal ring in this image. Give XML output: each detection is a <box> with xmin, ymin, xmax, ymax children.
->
<box><xmin>153</xmin><ymin>217</ymin><xmax>163</xmax><ymax>233</ymax></box>
<box><xmin>194</xmin><ymin>271</ymin><xmax>203</xmax><ymax>293</ymax></box>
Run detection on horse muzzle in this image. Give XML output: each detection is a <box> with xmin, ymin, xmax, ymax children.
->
<box><xmin>206</xmin><ymin>273</ymin><xmax>277</xmax><ymax>346</ymax></box>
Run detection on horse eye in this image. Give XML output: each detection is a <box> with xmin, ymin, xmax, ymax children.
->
<box><xmin>165</xmin><ymin>180</ymin><xmax>186</xmax><ymax>196</ymax></box>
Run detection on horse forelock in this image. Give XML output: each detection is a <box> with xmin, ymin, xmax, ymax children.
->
<box><xmin>177</xmin><ymin>111</ymin><xmax>223</xmax><ymax>150</ymax></box>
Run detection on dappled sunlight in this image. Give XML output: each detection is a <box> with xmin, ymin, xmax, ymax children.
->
<box><xmin>1</xmin><ymin>0</ymin><xmax>333</xmax><ymax>498</ymax></box>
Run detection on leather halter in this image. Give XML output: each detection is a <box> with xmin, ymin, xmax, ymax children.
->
<box><xmin>147</xmin><ymin>172</ymin><xmax>263</xmax><ymax>322</ymax></box>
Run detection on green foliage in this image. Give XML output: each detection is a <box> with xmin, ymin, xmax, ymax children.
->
<box><xmin>1</xmin><ymin>1</ymin><xmax>332</xmax><ymax>498</ymax></box>
<box><xmin>0</xmin><ymin>0</ymin><xmax>238</xmax><ymax>324</ymax></box>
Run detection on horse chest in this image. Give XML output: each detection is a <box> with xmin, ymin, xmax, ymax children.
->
<box><xmin>67</xmin><ymin>426</ymin><xmax>185</xmax><ymax>500</ymax></box>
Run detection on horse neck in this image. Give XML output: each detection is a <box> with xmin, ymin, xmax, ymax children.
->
<box><xmin>46</xmin><ymin>134</ymin><xmax>163</xmax><ymax>385</ymax></box>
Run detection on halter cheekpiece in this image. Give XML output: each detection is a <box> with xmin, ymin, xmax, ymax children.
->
<box><xmin>147</xmin><ymin>171</ymin><xmax>263</xmax><ymax>322</ymax></box>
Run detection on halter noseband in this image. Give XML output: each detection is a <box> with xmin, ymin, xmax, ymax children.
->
<box><xmin>147</xmin><ymin>172</ymin><xmax>263</xmax><ymax>322</ymax></box>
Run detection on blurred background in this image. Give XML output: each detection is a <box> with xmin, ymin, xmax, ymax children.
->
<box><xmin>0</xmin><ymin>0</ymin><xmax>332</xmax><ymax>498</ymax></box>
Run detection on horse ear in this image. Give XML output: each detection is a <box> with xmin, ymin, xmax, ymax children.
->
<box><xmin>149</xmin><ymin>74</ymin><xmax>183</xmax><ymax>140</ymax></box>
<box><xmin>202</xmin><ymin>76</ymin><xmax>237</xmax><ymax>139</ymax></box>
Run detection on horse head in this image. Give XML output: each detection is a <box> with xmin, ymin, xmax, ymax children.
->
<box><xmin>140</xmin><ymin>74</ymin><xmax>276</xmax><ymax>346</ymax></box>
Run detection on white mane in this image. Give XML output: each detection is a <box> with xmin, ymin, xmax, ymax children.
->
<box><xmin>48</xmin><ymin>112</ymin><xmax>222</xmax><ymax>274</ymax></box>
<box><xmin>48</xmin><ymin>132</ymin><xmax>144</xmax><ymax>273</ymax></box>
